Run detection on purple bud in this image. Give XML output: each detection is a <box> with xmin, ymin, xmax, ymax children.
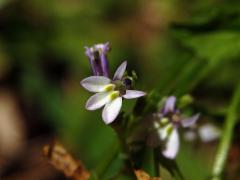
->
<box><xmin>99</xmin><ymin>42</ymin><xmax>110</xmax><ymax>77</ymax></box>
<box><xmin>85</xmin><ymin>47</ymin><xmax>97</xmax><ymax>75</ymax></box>
<box><xmin>85</xmin><ymin>43</ymin><xmax>110</xmax><ymax>77</ymax></box>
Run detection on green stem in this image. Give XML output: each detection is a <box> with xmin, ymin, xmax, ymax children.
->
<box><xmin>153</xmin><ymin>148</ymin><xmax>160</xmax><ymax>177</ymax></box>
<box><xmin>211</xmin><ymin>83</ymin><xmax>240</xmax><ymax>180</ymax></box>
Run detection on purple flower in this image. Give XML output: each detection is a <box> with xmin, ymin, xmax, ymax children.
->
<box><xmin>85</xmin><ymin>42</ymin><xmax>110</xmax><ymax>77</ymax></box>
<box><xmin>153</xmin><ymin>96</ymin><xmax>200</xmax><ymax>159</ymax></box>
<box><xmin>81</xmin><ymin>61</ymin><xmax>146</xmax><ymax>124</ymax></box>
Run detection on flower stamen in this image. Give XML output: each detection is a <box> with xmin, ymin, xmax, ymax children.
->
<box><xmin>110</xmin><ymin>91</ymin><xmax>120</xmax><ymax>100</ymax></box>
<box><xmin>160</xmin><ymin>117</ymin><xmax>169</xmax><ymax>127</ymax></box>
<box><xmin>104</xmin><ymin>84</ymin><xmax>115</xmax><ymax>92</ymax></box>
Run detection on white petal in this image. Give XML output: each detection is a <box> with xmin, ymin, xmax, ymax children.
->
<box><xmin>123</xmin><ymin>90</ymin><xmax>146</xmax><ymax>99</ymax></box>
<box><xmin>198</xmin><ymin>124</ymin><xmax>221</xmax><ymax>142</ymax></box>
<box><xmin>113</xmin><ymin>61</ymin><xmax>127</xmax><ymax>80</ymax></box>
<box><xmin>162</xmin><ymin>128</ymin><xmax>179</xmax><ymax>159</ymax></box>
<box><xmin>157</xmin><ymin>124</ymin><xmax>172</xmax><ymax>140</ymax></box>
<box><xmin>86</xmin><ymin>92</ymin><xmax>111</xmax><ymax>110</ymax></box>
<box><xmin>81</xmin><ymin>76</ymin><xmax>111</xmax><ymax>92</ymax></box>
<box><xmin>102</xmin><ymin>97</ymin><xmax>122</xmax><ymax>124</ymax></box>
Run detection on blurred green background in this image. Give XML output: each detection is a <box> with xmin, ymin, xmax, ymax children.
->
<box><xmin>0</xmin><ymin>0</ymin><xmax>240</xmax><ymax>179</ymax></box>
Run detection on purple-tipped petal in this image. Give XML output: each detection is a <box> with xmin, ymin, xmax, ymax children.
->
<box><xmin>181</xmin><ymin>113</ymin><xmax>200</xmax><ymax>128</ymax></box>
<box><xmin>102</xmin><ymin>42</ymin><xmax>110</xmax><ymax>53</ymax></box>
<box><xmin>81</xmin><ymin>76</ymin><xmax>111</xmax><ymax>92</ymax></box>
<box><xmin>95</xmin><ymin>43</ymin><xmax>110</xmax><ymax>77</ymax></box>
<box><xmin>85</xmin><ymin>47</ymin><xmax>98</xmax><ymax>75</ymax></box>
<box><xmin>84</xmin><ymin>46</ymin><xmax>92</xmax><ymax>57</ymax></box>
<box><xmin>102</xmin><ymin>97</ymin><xmax>122</xmax><ymax>124</ymax></box>
<box><xmin>95</xmin><ymin>42</ymin><xmax>110</xmax><ymax>54</ymax></box>
<box><xmin>123</xmin><ymin>90</ymin><xmax>146</xmax><ymax>99</ymax></box>
<box><xmin>94</xmin><ymin>43</ymin><xmax>109</xmax><ymax>52</ymax></box>
<box><xmin>113</xmin><ymin>61</ymin><xmax>127</xmax><ymax>80</ymax></box>
<box><xmin>163</xmin><ymin>96</ymin><xmax>176</xmax><ymax>114</ymax></box>
<box><xmin>198</xmin><ymin>124</ymin><xmax>221</xmax><ymax>142</ymax></box>
<box><xmin>100</xmin><ymin>53</ymin><xmax>109</xmax><ymax>77</ymax></box>
<box><xmin>162</xmin><ymin>128</ymin><xmax>179</xmax><ymax>159</ymax></box>
<box><xmin>89</xmin><ymin>59</ymin><xmax>97</xmax><ymax>76</ymax></box>
<box><xmin>86</xmin><ymin>92</ymin><xmax>111</xmax><ymax>110</ymax></box>
<box><xmin>94</xmin><ymin>57</ymin><xmax>103</xmax><ymax>76</ymax></box>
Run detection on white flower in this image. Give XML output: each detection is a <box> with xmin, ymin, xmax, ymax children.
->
<box><xmin>198</xmin><ymin>124</ymin><xmax>221</xmax><ymax>142</ymax></box>
<box><xmin>152</xmin><ymin>96</ymin><xmax>200</xmax><ymax>159</ymax></box>
<box><xmin>184</xmin><ymin>123</ymin><xmax>221</xmax><ymax>142</ymax></box>
<box><xmin>157</xmin><ymin>123</ymin><xmax>180</xmax><ymax>159</ymax></box>
<box><xmin>81</xmin><ymin>61</ymin><xmax>146</xmax><ymax>124</ymax></box>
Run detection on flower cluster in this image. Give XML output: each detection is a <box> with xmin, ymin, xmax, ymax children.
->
<box><xmin>151</xmin><ymin>96</ymin><xmax>200</xmax><ymax>159</ymax></box>
<box><xmin>81</xmin><ymin>42</ymin><xmax>208</xmax><ymax>160</ymax></box>
<box><xmin>81</xmin><ymin>43</ymin><xmax>146</xmax><ymax>124</ymax></box>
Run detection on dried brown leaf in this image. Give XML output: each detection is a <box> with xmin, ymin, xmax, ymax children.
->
<box><xmin>43</xmin><ymin>141</ymin><xmax>90</xmax><ymax>180</ymax></box>
<box><xmin>134</xmin><ymin>169</ymin><xmax>161</xmax><ymax>180</ymax></box>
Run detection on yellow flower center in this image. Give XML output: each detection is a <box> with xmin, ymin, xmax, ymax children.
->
<box><xmin>166</xmin><ymin>124</ymin><xmax>174</xmax><ymax>136</ymax></box>
<box><xmin>109</xmin><ymin>91</ymin><xmax>120</xmax><ymax>100</ymax></box>
<box><xmin>104</xmin><ymin>84</ymin><xmax>115</xmax><ymax>92</ymax></box>
<box><xmin>160</xmin><ymin>117</ymin><xmax>169</xmax><ymax>126</ymax></box>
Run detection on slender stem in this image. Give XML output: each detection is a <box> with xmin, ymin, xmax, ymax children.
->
<box><xmin>111</xmin><ymin>120</ymin><xmax>136</xmax><ymax>178</ymax></box>
<box><xmin>211</xmin><ymin>84</ymin><xmax>240</xmax><ymax>180</ymax></box>
<box><xmin>153</xmin><ymin>148</ymin><xmax>160</xmax><ymax>177</ymax></box>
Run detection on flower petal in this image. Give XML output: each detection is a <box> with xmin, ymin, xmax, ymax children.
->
<box><xmin>81</xmin><ymin>76</ymin><xmax>111</xmax><ymax>92</ymax></box>
<box><xmin>113</xmin><ymin>61</ymin><xmax>127</xmax><ymax>80</ymax></box>
<box><xmin>123</xmin><ymin>90</ymin><xmax>146</xmax><ymax>99</ymax></box>
<box><xmin>157</xmin><ymin>124</ymin><xmax>172</xmax><ymax>140</ymax></box>
<box><xmin>86</xmin><ymin>92</ymin><xmax>111</xmax><ymax>110</ymax></box>
<box><xmin>162</xmin><ymin>128</ymin><xmax>179</xmax><ymax>159</ymax></box>
<box><xmin>102</xmin><ymin>97</ymin><xmax>122</xmax><ymax>124</ymax></box>
<box><xmin>163</xmin><ymin>96</ymin><xmax>176</xmax><ymax>114</ymax></box>
<box><xmin>181</xmin><ymin>113</ymin><xmax>200</xmax><ymax>128</ymax></box>
<box><xmin>95</xmin><ymin>42</ymin><xmax>110</xmax><ymax>53</ymax></box>
<box><xmin>85</xmin><ymin>47</ymin><xmax>98</xmax><ymax>76</ymax></box>
<box><xmin>100</xmin><ymin>53</ymin><xmax>110</xmax><ymax>77</ymax></box>
<box><xmin>198</xmin><ymin>124</ymin><xmax>221</xmax><ymax>142</ymax></box>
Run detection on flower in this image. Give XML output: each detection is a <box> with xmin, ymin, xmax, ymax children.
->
<box><xmin>198</xmin><ymin>123</ymin><xmax>221</xmax><ymax>142</ymax></box>
<box><xmin>85</xmin><ymin>42</ymin><xmax>110</xmax><ymax>77</ymax></box>
<box><xmin>153</xmin><ymin>96</ymin><xmax>200</xmax><ymax>159</ymax></box>
<box><xmin>81</xmin><ymin>61</ymin><xmax>146</xmax><ymax>124</ymax></box>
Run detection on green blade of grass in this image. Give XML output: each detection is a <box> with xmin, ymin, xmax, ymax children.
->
<box><xmin>211</xmin><ymin>83</ymin><xmax>240</xmax><ymax>179</ymax></box>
